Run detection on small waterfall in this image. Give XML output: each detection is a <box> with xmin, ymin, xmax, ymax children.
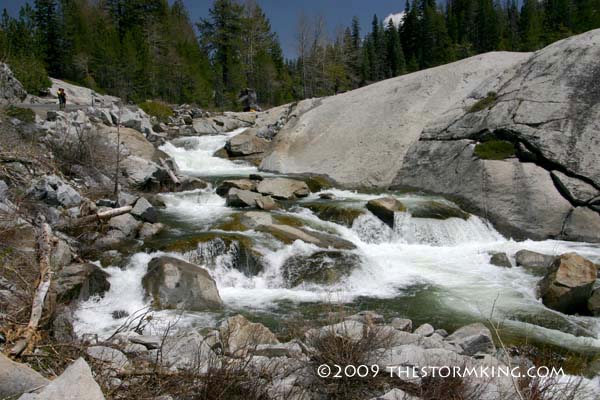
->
<box><xmin>393</xmin><ymin>212</ymin><xmax>504</xmax><ymax>246</ymax></box>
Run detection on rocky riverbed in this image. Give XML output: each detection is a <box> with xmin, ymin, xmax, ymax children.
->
<box><xmin>1</xmin><ymin>30</ymin><xmax>600</xmax><ymax>400</ymax></box>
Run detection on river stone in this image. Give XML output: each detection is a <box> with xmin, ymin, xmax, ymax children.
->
<box><xmin>366</xmin><ymin>197</ymin><xmax>406</xmax><ymax>228</ymax></box>
<box><xmin>561</xmin><ymin>207</ymin><xmax>600</xmax><ymax>243</ymax></box>
<box><xmin>130</xmin><ymin>197</ymin><xmax>158</xmax><ymax>223</ymax></box>
<box><xmin>445</xmin><ymin>323</ymin><xmax>495</xmax><ymax>356</ymax></box>
<box><xmin>142</xmin><ymin>256</ymin><xmax>223</xmax><ymax>311</ymax></box>
<box><xmin>108</xmin><ymin>213</ymin><xmax>141</xmax><ymax>238</ymax></box>
<box><xmin>18</xmin><ymin>358</ymin><xmax>105</xmax><ymax>400</ymax></box>
<box><xmin>282</xmin><ymin>251</ymin><xmax>361</xmax><ymax>287</ymax></box>
<box><xmin>0</xmin><ymin>353</ymin><xmax>49</xmax><ymax>399</ymax></box>
<box><xmin>138</xmin><ymin>222</ymin><xmax>164</xmax><ymax>239</ymax></box>
<box><xmin>304</xmin><ymin>203</ymin><xmax>364</xmax><ymax>227</ymax></box>
<box><xmin>588</xmin><ymin>289</ymin><xmax>600</xmax><ymax>316</ymax></box>
<box><xmin>489</xmin><ymin>252</ymin><xmax>512</xmax><ymax>268</ymax></box>
<box><xmin>216</xmin><ymin>179</ymin><xmax>256</xmax><ymax>196</ymax></box>
<box><xmin>226</xmin><ymin>128</ymin><xmax>270</xmax><ymax>156</ymax></box>
<box><xmin>256</xmin><ymin>178</ymin><xmax>310</xmax><ymax>200</ymax></box>
<box><xmin>538</xmin><ymin>253</ymin><xmax>598</xmax><ymax>314</ymax></box>
<box><xmin>55</xmin><ymin>263</ymin><xmax>110</xmax><ymax>303</ymax></box>
<box><xmin>226</xmin><ymin>188</ymin><xmax>263</xmax><ymax>208</ymax></box>
<box><xmin>86</xmin><ymin>346</ymin><xmax>129</xmax><ymax>370</ymax></box>
<box><xmin>551</xmin><ymin>171</ymin><xmax>600</xmax><ymax>204</ymax></box>
<box><xmin>391</xmin><ymin>318</ymin><xmax>413</xmax><ymax>332</ymax></box>
<box><xmin>414</xmin><ymin>323</ymin><xmax>435</xmax><ymax>337</ymax></box>
<box><xmin>220</xmin><ymin>314</ymin><xmax>279</xmax><ymax>357</ymax></box>
<box><xmin>240</xmin><ymin>211</ymin><xmax>273</xmax><ymax>228</ymax></box>
<box><xmin>255</xmin><ymin>195</ymin><xmax>280</xmax><ymax>211</ymax></box>
<box><xmin>515</xmin><ymin>250</ymin><xmax>556</xmax><ymax>272</ymax></box>
<box><xmin>161</xmin><ymin>330</ymin><xmax>217</xmax><ymax>373</ymax></box>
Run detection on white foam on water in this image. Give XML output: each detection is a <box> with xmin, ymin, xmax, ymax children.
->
<box><xmin>74</xmin><ymin>131</ymin><xmax>600</xmax><ymax>355</ymax></box>
<box><xmin>159</xmin><ymin>128</ymin><xmax>257</xmax><ymax>176</ymax></box>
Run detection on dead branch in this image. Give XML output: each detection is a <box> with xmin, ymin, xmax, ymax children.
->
<box><xmin>159</xmin><ymin>157</ymin><xmax>180</xmax><ymax>186</ymax></box>
<box><xmin>57</xmin><ymin>205</ymin><xmax>132</xmax><ymax>229</ymax></box>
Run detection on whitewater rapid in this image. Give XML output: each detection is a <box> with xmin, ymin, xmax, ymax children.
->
<box><xmin>74</xmin><ymin>130</ymin><xmax>600</xmax><ymax>356</ymax></box>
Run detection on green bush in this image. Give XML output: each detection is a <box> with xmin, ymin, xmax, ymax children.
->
<box><xmin>8</xmin><ymin>56</ymin><xmax>51</xmax><ymax>95</ymax></box>
<box><xmin>468</xmin><ymin>91</ymin><xmax>497</xmax><ymax>113</ymax></box>
<box><xmin>5</xmin><ymin>105</ymin><xmax>35</xmax><ymax>123</ymax></box>
<box><xmin>138</xmin><ymin>101</ymin><xmax>173</xmax><ymax>122</ymax></box>
<box><xmin>474</xmin><ymin>140</ymin><xmax>515</xmax><ymax>160</ymax></box>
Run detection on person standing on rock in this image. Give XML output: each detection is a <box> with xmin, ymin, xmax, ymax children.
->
<box><xmin>239</xmin><ymin>88</ymin><xmax>261</xmax><ymax>112</ymax></box>
<box><xmin>58</xmin><ymin>88</ymin><xmax>67</xmax><ymax>110</ymax></box>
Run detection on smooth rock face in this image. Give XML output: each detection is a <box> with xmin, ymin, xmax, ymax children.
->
<box><xmin>392</xmin><ymin>30</ymin><xmax>600</xmax><ymax>242</ymax></box>
<box><xmin>142</xmin><ymin>256</ymin><xmax>223</xmax><ymax>311</ymax></box>
<box><xmin>261</xmin><ymin>53</ymin><xmax>529</xmax><ymax>188</ymax></box>
<box><xmin>18</xmin><ymin>358</ymin><xmax>105</xmax><ymax>400</ymax></box>
<box><xmin>538</xmin><ymin>253</ymin><xmax>598</xmax><ymax>314</ymax></box>
<box><xmin>226</xmin><ymin>188</ymin><xmax>264</xmax><ymax>208</ymax></box>
<box><xmin>160</xmin><ymin>330</ymin><xmax>216</xmax><ymax>373</ymax></box>
<box><xmin>489</xmin><ymin>252</ymin><xmax>512</xmax><ymax>268</ymax></box>
<box><xmin>130</xmin><ymin>197</ymin><xmax>158</xmax><ymax>223</ymax></box>
<box><xmin>255</xmin><ymin>178</ymin><xmax>310</xmax><ymax>200</ymax></box>
<box><xmin>562</xmin><ymin>207</ymin><xmax>600</xmax><ymax>243</ymax></box>
<box><xmin>414</xmin><ymin>323</ymin><xmax>434</xmax><ymax>337</ymax></box>
<box><xmin>216</xmin><ymin>179</ymin><xmax>256</xmax><ymax>196</ymax></box>
<box><xmin>226</xmin><ymin>128</ymin><xmax>270</xmax><ymax>156</ymax></box>
<box><xmin>366</xmin><ymin>197</ymin><xmax>406</xmax><ymax>228</ymax></box>
<box><xmin>515</xmin><ymin>250</ymin><xmax>556</xmax><ymax>271</ymax></box>
<box><xmin>0</xmin><ymin>353</ymin><xmax>49</xmax><ymax>399</ymax></box>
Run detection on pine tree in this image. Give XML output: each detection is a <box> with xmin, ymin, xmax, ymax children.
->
<box><xmin>520</xmin><ymin>0</ymin><xmax>544</xmax><ymax>50</ymax></box>
<box><xmin>385</xmin><ymin>19</ymin><xmax>405</xmax><ymax>77</ymax></box>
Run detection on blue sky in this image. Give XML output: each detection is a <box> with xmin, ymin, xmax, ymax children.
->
<box><xmin>2</xmin><ymin>0</ymin><xmax>407</xmax><ymax>57</ymax></box>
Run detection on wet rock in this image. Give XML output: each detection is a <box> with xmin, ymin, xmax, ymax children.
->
<box><xmin>19</xmin><ymin>358</ymin><xmax>105</xmax><ymax>400</ymax></box>
<box><xmin>304</xmin><ymin>203</ymin><xmax>364</xmax><ymax>227</ymax></box>
<box><xmin>445</xmin><ymin>323</ymin><xmax>495</xmax><ymax>356</ymax></box>
<box><xmin>0</xmin><ymin>353</ymin><xmax>49</xmax><ymax>399</ymax></box>
<box><xmin>130</xmin><ymin>197</ymin><xmax>158</xmax><ymax>223</ymax></box>
<box><xmin>108</xmin><ymin>213</ymin><xmax>141</xmax><ymax>238</ymax></box>
<box><xmin>515</xmin><ymin>250</ymin><xmax>556</xmax><ymax>272</ymax></box>
<box><xmin>256</xmin><ymin>178</ymin><xmax>310</xmax><ymax>200</ymax></box>
<box><xmin>86</xmin><ymin>346</ymin><xmax>129</xmax><ymax>370</ymax></box>
<box><xmin>588</xmin><ymin>289</ymin><xmax>600</xmax><ymax>316</ymax></box>
<box><xmin>55</xmin><ymin>263</ymin><xmax>110</xmax><ymax>303</ymax></box>
<box><xmin>390</xmin><ymin>318</ymin><xmax>413</xmax><ymax>332</ymax></box>
<box><xmin>261</xmin><ymin>223</ymin><xmax>355</xmax><ymax>250</ymax></box>
<box><xmin>216</xmin><ymin>179</ymin><xmax>256</xmax><ymax>196</ymax></box>
<box><xmin>111</xmin><ymin>310</ymin><xmax>128</xmax><ymax>319</ymax></box>
<box><xmin>282</xmin><ymin>251</ymin><xmax>361</xmax><ymax>287</ymax></box>
<box><xmin>143</xmin><ymin>256</ymin><xmax>223</xmax><ymax>311</ymax></box>
<box><xmin>561</xmin><ymin>207</ymin><xmax>600</xmax><ymax>243</ymax></box>
<box><xmin>177</xmin><ymin>175</ymin><xmax>208</xmax><ymax>191</ymax></box>
<box><xmin>240</xmin><ymin>211</ymin><xmax>273</xmax><ymax>228</ymax></box>
<box><xmin>538</xmin><ymin>253</ymin><xmax>598</xmax><ymax>314</ymax></box>
<box><xmin>226</xmin><ymin>188</ymin><xmax>264</xmax><ymax>208</ymax></box>
<box><xmin>138</xmin><ymin>222</ymin><xmax>164</xmax><ymax>240</ymax></box>
<box><xmin>255</xmin><ymin>195</ymin><xmax>280</xmax><ymax>210</ymax></box>
<box><xmin>220</xmin><ymin>314</ymin><xmax>279</xmax><ymax>357</ymax></box>
<box><xmin>366</xmin><ymin>197</ymin><xmax>406</xmax><ymax>228</ymax></box>
<box><xmin>489</xmin><ymin>252</ymin><xmax>512</xmax><ymax>268</ymax></box>
<box><xmin>414</xmin><ymin>323</ymin><xmax>435</xmax><ymax>337</ymax></box>
<box><xmin>226</xmin><ymin>128</ymin><xmax>270</xmax><ymax>157</ymax></box>
<box><xmin>409</xmin><ymin>201</ymin><xmax>469</xmax><ymax>220</ymax></box>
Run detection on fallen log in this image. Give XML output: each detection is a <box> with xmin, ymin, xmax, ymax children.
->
<box><xmin>159</xmin><ymin>157</ymin><xmax>180</xmax><ymax>185</ymax></box>
<box><xmin>57</xmin><ymin>205</ymin><xmax>132</xmax><ymax>229</ymax></box>
<box><xmin>11</xmin><ymin>221</ymin><xmax>53</xmax><ymax>355</ymax></box>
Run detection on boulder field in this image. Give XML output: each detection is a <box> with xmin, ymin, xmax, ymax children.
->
<box><xmin>260</xmin><ymin>29</ymin><xmax>600</xmax><ymax>242</ymax></box>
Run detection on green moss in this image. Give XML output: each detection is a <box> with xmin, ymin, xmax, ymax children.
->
<box><xmin>138</xmin><ymin>100</ymin><xmax>173</xmax><ymax>122</ymax></box>
<box><xmin>273</xmin><ymin>214</ymin><xmax>304</xmax><ymax>228</ymax></box>
<box><xmin>302</xmin><ymin>175</ymin><xmax>334</xmax><ymax>192</ymax></box>
<box><xmin>474</xmin><ymin>140</ymin><xmax>515</xmax><ymax>160</ymax></box>
<box><xmin>212</xmin><ymin>214</ymin><xmax>250</xmax><ymax>232</ymax></box>
<box><xmin>5</xmin><ymin>105</ymin><xmax>35</xmax><ymax>123</ymax></box>
<box><xmin>304</xmin><ymin>203</ymin><xmax>364</xmax><ymax>227</ymax></box>
<box><xmin>468</xmin><ymin>91</ymin><xmax>497</xmax><ymax>113</ymax></box>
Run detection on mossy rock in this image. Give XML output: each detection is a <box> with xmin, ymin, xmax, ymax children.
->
<box><xmin>272</xmin><ymin>214</ymin><xmax>304</xmax><ymax>228</ymax></box>
<box><xmin>467</xmin><ymin>91</ymin><xmax>497</xmax><ymax>113</ymax></box>
<box><xmin>5</xmin><ymin>105</ymin><xmax>35</xmax><ymax>123</ymax></box>
<box><xmin>409</xmin><ymin>201</ymin><xmax>469</xmax><ymax>220</ymax></box>
<box><xmin>304</xmin><ymin>203</ymin><xmax>365</xmax><ymax>227</ymax></box>
<box><xmin>138</xmin><ymin>100</ymin><xmax>173</xmax><ymax>122</ymax></box>
<box><xmin>474</xmin><ymin>140</ymin><xmax>515</xmax><ymax>160</ymax></box>
<box><xmin>302</xmin><ymin>175</ymin><xmax>334</xmax><ymax>192</ymax></box>
<box><xmin>282</xmin><ymin>251</ymin><xmax>361</xmax><ymax>287</ymax></box>
<box><xmin>212</xmin><ymin>213</ymin><xmax>251</xmax><ymax>232</ymax></box>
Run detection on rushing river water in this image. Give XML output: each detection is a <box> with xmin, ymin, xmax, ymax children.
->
<box><xmin>74</xmin><ymin>128</ymin><xmax>600</xmax><ymax>361</ymax></box>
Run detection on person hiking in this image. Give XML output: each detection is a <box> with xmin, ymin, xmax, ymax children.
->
<box><xmin>238</xmin><ymin>88</ymin><xmax>261</xmax><ymax>112</ymax></box>
<box><xmin>57</xmin><ymin>88</ymin><xmax>66</xmax><ymax>110</ymax></box>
